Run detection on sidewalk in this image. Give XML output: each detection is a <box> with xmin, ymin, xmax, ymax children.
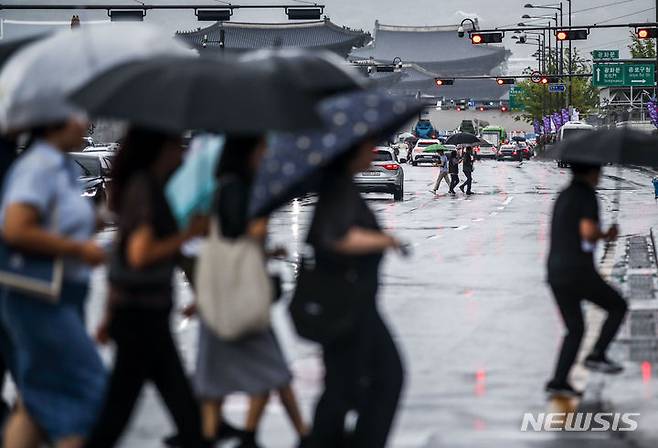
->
<box><xmin>579</xmin><ymin>232</ymin><xmax>658</xmax><ymax>447</ymax></box>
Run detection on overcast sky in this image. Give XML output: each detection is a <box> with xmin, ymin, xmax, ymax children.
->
<box><xmin>1</xmin><ymin>0</ymin><xmax>656</xmax><ymax>71</ymax></box>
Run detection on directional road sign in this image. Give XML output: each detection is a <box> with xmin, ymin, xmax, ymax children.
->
<box><xmin>548</xmin><ymin>84</ymin><xmax>566</xmax><ymax>93</ymax></box>
<box><xmin>592</xmin><ymin>62</ymin><xmax>655</xmax><ymax>87</ymax></box>
<box><xmin>592</xmin><ymin>50</ymin><xmax>619</xmax><ymax>60</ymax></box>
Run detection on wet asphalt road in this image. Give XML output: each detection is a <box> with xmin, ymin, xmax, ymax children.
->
<box><xmin>86</xmin><ymin>158</ymin><xmax>658</xmax><ymax>447</ymax></box>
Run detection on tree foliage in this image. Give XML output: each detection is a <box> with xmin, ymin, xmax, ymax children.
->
<box><xmin>628</xmin><ymin>31</ymin><xmax>656</xmax><ymax>58</ymax></box>
<box><xmin>514</xmin><ymin>49</ymin><xmax>599</xmax><ymax>123</ymax></box>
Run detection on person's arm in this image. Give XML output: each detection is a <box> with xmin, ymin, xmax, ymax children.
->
<box><xmin>332</xmin><ymin>227</ymin><xmax>398</xmax><ymax>255</ymax></box>
<box><xmin>580</xmin><ymin>219</ymin><xmax>618</xmax><ymax>243</ymax></box>
<box><xmin>3</xmin><ymin>203</ymin><xmax>104</xmax><ymax>265</ymax></box>
<box><xmin>125</xmin><ymin>215</ymin><xmax>207</xmax><ymax>270</ymax></box>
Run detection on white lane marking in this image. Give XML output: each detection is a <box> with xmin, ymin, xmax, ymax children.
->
<box><xmin>455</xmin><ymin>225</ymin><xmax>470</xmax><ymax>231</ymax></box>
<box><xmin>503</xmin><ymin>196</ymin><xmax>514</xmax><ymax>205</ymax></box>
<box><xmin>472</xmin><ymin>218</ymin><xmax>484</xmax><ymax>222</ymax></box>
<box><xmin>490</xmin><ymin>211</ymin><xmax>498</xmax><ymax>216</ymax></box>
<box><xmin>497</xmin><ymin>206</ymin><xmax>505</xmax><ymax>210</ymax></box>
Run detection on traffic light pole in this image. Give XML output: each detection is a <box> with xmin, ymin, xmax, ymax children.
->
<box><xmin>568</xmin><ymin>0</ymin><xmax>572</xmax><ymax>109</ymax></box>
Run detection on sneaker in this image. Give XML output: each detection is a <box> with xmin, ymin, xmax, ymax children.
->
<box><xmin>459</xmin><ymin>184</ymin><xmax>465</xmax><ymax>193</ymax></box>
<box><xmin>584</xmin><ymin>355</ymin><xmax>624</xmax><ymax>374</ymax></box>
<box><xmin>162</xmin><ymin>435</ymin><xmax>215</xmax><ymax>448</ymax></box>
<box><xmin>466</xmin><ymin>191</ymin><xmax>474</xmax><ymax>195</ymax></box>
<box><xmin>163</xmin><ymin>422</ymin><xmax>244</xmax><ymax>447</ymax></box>
<box><xmin>545</xmin><ymin>380</ymin><xmax>583</xmax><ymax>398</ymax></box>
<box><xmin>237</xmin><ymin>431</ymin><xmax>261</xmax><ymax>448</ymax></box>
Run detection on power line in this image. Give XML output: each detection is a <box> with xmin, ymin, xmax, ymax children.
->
<box><xmin>596</xmin><ymin>7</ymin><xmax>655</xmax><ymax>25</ymax></box>
<box><xmin>572</xmin><ymin>0</ymin><xmax>642</xmax><ymax>15</ymax></box>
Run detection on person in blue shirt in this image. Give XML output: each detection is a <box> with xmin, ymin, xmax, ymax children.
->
<box><xmin>0</xmin><ymin>117</ymin><xmax>107</xmax><ymax>448</ymax></box>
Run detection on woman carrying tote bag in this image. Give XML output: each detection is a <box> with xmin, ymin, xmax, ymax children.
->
<box><xmin>190</xmin><ymin>136</ymin><xmax>309</xmax><ymax>448</ymax></box>
<box><xmin>0</xmin><ymin>118</ymin><xmax>107</xmax><ymax>448</ymax></box>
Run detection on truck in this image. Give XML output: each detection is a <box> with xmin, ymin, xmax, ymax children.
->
<box><xmin>459</xmin><ymin>120</ymin><xmax>476</xmax><ymax>135</ymax></box>
<box><xmin>556</xmin><ymin>121</ymin><xmax>595</xmax><ymax>167</ymax></box>
<box><xmin>480</xmin><ymin>125</ymin><xmax>507</xmax><ymax>148</ymax></box>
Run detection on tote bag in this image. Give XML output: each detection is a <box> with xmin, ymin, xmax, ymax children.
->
<box><xmin>195</xmin><ymin>217</ymin><xmax>272</xmax><ymax>340</ymax></box>
<box><xmin>0</xmin><ymin>207</ymin><xmax>63</xmax><ymax>303</ymax></box>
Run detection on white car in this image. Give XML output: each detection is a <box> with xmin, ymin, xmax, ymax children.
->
<box><xmin>411</xmin><ymin>139</ymin><xmax>442</xmax><ymax>166</ymax></box>
<box><xmin>476</xmin><ymin>142</ymin><xmax>498</xmax><ymax>159</ymax></box>
<box><xmin>354</xmin><ymin>147</ymin><xmax>405</xmax><ymax>201</ymax></box>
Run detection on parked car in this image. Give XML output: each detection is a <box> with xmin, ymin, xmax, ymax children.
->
<box><xmin>354</xmin><ymin>148</ymin><xmax>404</xmax><ymax>201</ymax></box>
<box><xmin>411</xmin><ymin>139</ymin><xmax>442</xmax><ymax>166</ymax></box>
<box><xmin>497</xmin><ymin>144</ymin><xmax>522</xmax><ymax>161</ymax></box>
<box><xmin>70</xmin><ymin>152</ymin><xmax>114</xmax><ymax>205</ymax></box>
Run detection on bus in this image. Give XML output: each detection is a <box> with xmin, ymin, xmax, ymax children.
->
<box><xmin>480</xmin><ymin>125</ymin><xmax>507</xmax><ymax>148</ymax></box>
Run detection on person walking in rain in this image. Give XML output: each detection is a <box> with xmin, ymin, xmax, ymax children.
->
<box><xmin>86</xmin><ymin>127</ymin><xmax>208</xmax><ymax>448</ymax></box>
<box><xmin>431</xmin><ymin>149</ymin><xmax>450</xmax><ymax>195</ymax></box>
<box><xmin>448</xmin><ymin>150</ymin><xmax>460</xmax><ymax>195</ymax></box>
<box><xmin>0</xmin><ymin>118</ymin><xmax>107</xmax><ymax>448</ymax></box>
<box><xmin>459</xmin><ymin>146</ymin><xmax>474</xmax><ymax>195</ymax></box>
<box><xmin>545</xmin><ymin>162</ymin><xmax>627</xmax><ymax>397</ymax></box>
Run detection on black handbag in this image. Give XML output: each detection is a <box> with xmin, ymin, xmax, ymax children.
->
<box><xmin>289</xmin><ymin>260</ymin><xmax>374</xmax><ymax>345</ymax></box>
<box><xmin>108</xmin><ymin>248</ymin><xmax>174</xmax><ymax>290</ymax></box>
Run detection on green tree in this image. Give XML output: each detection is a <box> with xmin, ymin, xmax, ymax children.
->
<box><xmin>514</xmin><ymin>49</ymin><xmax>599</xmax><ymax>123</ymax></box>
<box><xmin>629</xmin><ymin>31</ymin><xmax>656</xmax><ymax>58</ymax></box>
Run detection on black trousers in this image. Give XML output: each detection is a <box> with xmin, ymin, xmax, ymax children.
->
<box><xmin>311</xmin><ymin>306</ymin><xmax>404</xmax><ymax>448</ymax></box>
<box><xmin>549</xmin><ymin>270</ymin><xmax>628</xmax><ymax>384</ymax></box>
<box><xmin>449</xmin><ymin>174</ymin><xmax>460</xmax><ymax>193</ymax></box>
<box><xmin>85</xmin><ymin>309</ymin><xmax>203</xmax><ymax>448</ymax></box>
<box><xmin>460</xmin><ymin>171</ymin><xmax>473</xmax><ymax>193</ymax></box>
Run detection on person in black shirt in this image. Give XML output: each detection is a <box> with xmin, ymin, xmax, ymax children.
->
<box><xmin>448</xmin><ymin>150</ymin><xmax>460</xmax><ymax>195</ymax></box>
<box><xmin>307</xmin><ymin>141</ymin><xmax>404</xmax><ymax>448</ymax></box>
<box><xmin>546</xmin><ymin>162</ymin><xmax>627</xmax><ymax>397</ymax></box>
<box><xmin>459</xmin><ymin>146</ymin><xmax>474</xmax><ymax>195</ymax></box>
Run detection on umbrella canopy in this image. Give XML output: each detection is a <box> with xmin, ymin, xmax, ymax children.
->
<box><xmin>165</xmin><ymin>134</ymin><xmax>224</xmax><ymax>229</ymax></box>
<box><xmin>249</xmin><ymin>90</ymin><xmax>423</xmax><ymax>218</ymax></box>
<box><xmin>423</xmin><ymin>143</ymin><xmax>447</xmax><ymax>153</ymax></box>
<box><xmin>557</xmin><ymin>128</ymin><xmax>658</xmax><ymax>166</ymax></box>
<box><xmin>70</xmin><ymin>56</ymin><xmax>323</xmax><ymax>134</ymax></box>
<box><xmin>0</xmin><ymin>34</ymin><xmax>45</xmax><ymax>71</ymax></box>
<box><xmin>0</xmin><ymin>23</ymin><xmax>191</xmax><ymax>132</ymax></box>
<box><xmin>239</xmin><ymin>48</ymin><xmax>368</xmax><ymax>99</ymax></box>
<box><xmin>445</xmin><ymin>132</ymin><xmax>480</xmax><ymax>146</ymax></box>
<box><xmin>399</xmin><ymin>132</ymin><xmax>415</xmax><ymax>140</ymax></box>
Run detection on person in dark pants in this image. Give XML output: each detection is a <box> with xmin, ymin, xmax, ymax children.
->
<box><xmin>85</xmin><ymin>127</ymin><xmax>208</xmax><ymax>448</ymax></box>
<box><xmin>546</xmin><ymin>162</ymin><xmax>627</xmax><ymax>397</ymax></box>
<box><xmin>307</xmin><ymin>140</ymin><xmax>405</xmax><ymax>448</ymax></box>
<box><xmin>459</xmin><ymin>146</ymin><xmax>474</xmax><ymax>195</ymax></box>
<box><xmin>448</xmin><ymin>150</ymin><xmax>460</xmax><ymax>195</ymax></box>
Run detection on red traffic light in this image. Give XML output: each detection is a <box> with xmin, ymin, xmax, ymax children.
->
<box><xmin>555</xmin><ymin>29</ymin><xmax>588</xmax><ymax>41</ymax></box>
<box><xmin>471</xmin><ymin>32</ymin><xmax>503</xmax><ymax>44</ymax></box>
<box><xmin>435</xmin><ymin>79</ymin><xmax>454</xmax><ymax>86</ymax></box>
<box><xmin>637</xmin><ymin>28</ymin><xmax>658</xmax><ymax>39</ymax></box>
<box><xmin>496</xmin><ymin>78</ymin><xmax>515</xmax><ymax>85</ymax></box>
<box><xmin>540</xmin><ymin>77</ymin><xmax>549</xmax><ymax>85</ymax></box>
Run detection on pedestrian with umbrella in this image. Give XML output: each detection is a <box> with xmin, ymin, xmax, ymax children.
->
<box><xmin>543</xmin><ymin>128</ymin><xmax>657</xmax><ymax>397</ymax></box>
<box><xmin>459</xmin><ymin>146</ymin><xmax>475</xmax><ymax>195</ymax></box>
<box><xmin>257</xmin><ymin>91</ymin><xmax>421</xmax><ymax>448</ymax></box>
<box><xmin>444</xmin><ymin>132</ymin><xmax>480</xmax><ymax>147</ymax></box>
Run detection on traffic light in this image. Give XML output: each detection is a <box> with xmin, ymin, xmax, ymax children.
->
<box><xmin>496</xmin><ymin>78</ymin><xmax>515</xmax><ymax>85</ymax></box>
<box><xmin>435</xmin><ymin>79</ymin><xmax>455</xmax><ymax>86</ymax></box>
<box><xmin>637</xmin><ymin>28</ymin><xmax>658</xmax><ymax>39</ymax></box>
<box><xmin>555</xmin><ymin>29</ymin><xmax>588</xmax><ymax>41</ymax></box>
<box><xmin>540</xmin><ymin>76</ymin><xmax>560</xmax><ymax>85</ymax></box>
<box><xmin>471</xmin><ymin>32</ymin><xmax>504</xmax><ymax>44</ymax></box>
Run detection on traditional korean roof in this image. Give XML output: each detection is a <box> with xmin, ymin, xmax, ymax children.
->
<box><xmin>350</xmin><ymin>21</ymin><xmax>510</xmax><ymax>75</ymax></box>
<box><xmin>177</xmin><ymin>18</ymin><xmax>371</xmax><ymax>57</ymax></box>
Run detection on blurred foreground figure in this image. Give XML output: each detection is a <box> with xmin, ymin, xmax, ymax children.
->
<box><xmin>86</xmin><ymin>127</ymin><xmax>207</xmax><ymax>448</ymax></box>
<box><xmin>545</xmin><ymin>163</ymin><xmax>628</xmax><ymax>397</ymax></box>
<box><xmin>0</xmin><ymin>118</ymin><xmax>107</xmax><ymax>448</ymax></box>
<box><xmin>306</xmin><ymin>142</ymin><xmax>404</xmax><ymax>448</ymax></box>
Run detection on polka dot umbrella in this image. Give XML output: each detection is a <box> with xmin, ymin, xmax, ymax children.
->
<box><xmin>249</xmin><ymin>90</ymin><xmax>423</xmax><ymax>218</ymax></box>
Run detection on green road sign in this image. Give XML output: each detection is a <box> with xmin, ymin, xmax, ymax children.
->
<box><xmin>509</xmin><ymin>86</ymin><xmax>524</xmax><ymax>111</ymax></box>
<box><xmin>592</xmin><ymin>62</ymin><xmax>655</xmax><ymax>87</ymax></box>
<box><xmin>592</xmin><ymin>49</ymin><xmax>619</xmax><ymax>60</ymax></box>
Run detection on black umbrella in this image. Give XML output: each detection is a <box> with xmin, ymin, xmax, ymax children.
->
<box><xmin>0</xmin><ymin>34</ymin><xmax>45</xmax><ymax>70</ymax></box>
<box><xmin>445</xmin><ymin>132</ymin><xmax>480</xmax><ymax>145</ymax></box>
<box><xmin>238</xmin><ymin>48</ymin><xmax>369</xmax><ymax>99</ymax></box>
<box><xmin>557</xmin><ymin>128</ymin><xmax>658</xmax><ymax>166</ymax></box>
<box><xmin>69</xmin><ymin>55</ymin><xmax>323</xmax><ymax>134</ymax></box>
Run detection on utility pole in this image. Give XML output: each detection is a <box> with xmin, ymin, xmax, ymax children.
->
<box><xmin>655</xmin><ymin>0</ymin><xmax>657</xmax><ymax>96</ymax></box>
<box><xmin>568</xmin><ymin>0</ymin><xmax>572</xmax><ymax>108</ymax></box>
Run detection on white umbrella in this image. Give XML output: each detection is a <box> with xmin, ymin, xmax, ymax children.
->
<box><xmin>0</xmin><ymin>23</ymin><xmax>193</xmax><ymax>132</ymax></box>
